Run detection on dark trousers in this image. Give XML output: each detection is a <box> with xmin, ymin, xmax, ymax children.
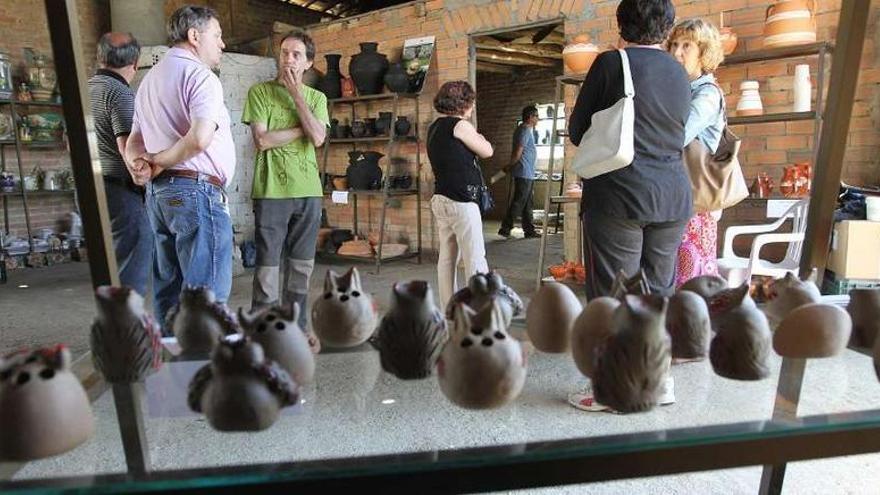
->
<box><xmin>104</xmin><ymin>178</ymin><xmax>153</xmax><ymax>297</ymax></box>
<box><xmin>582</xmin><ymin>208</ymin><xmax>687</xmax><ymax>300</ymax></box>
<box><xmin>501</xmin><ymin>177</ymin><xmax>536</xmax><ymax>234</ymax></box>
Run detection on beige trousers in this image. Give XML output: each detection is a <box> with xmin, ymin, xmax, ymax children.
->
<box><xmin>431</xmin><ymin>194</ymin><xmax>489</xmax><ymax>308</ymax></box>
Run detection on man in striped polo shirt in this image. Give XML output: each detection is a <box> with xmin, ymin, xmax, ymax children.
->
<box><xmin>88</xmin><ymin>32</ymin><xmax>153</xmax><ymax>296</ymax></box>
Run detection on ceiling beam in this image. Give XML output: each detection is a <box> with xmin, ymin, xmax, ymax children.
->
<box><xmin>476</xmin><ymin>49</ymin><xmax>557</xmax><ymax>67</ymax></box>
<box><xmin>476</xmin><ymin>61</ymin><xmax>517</xmax><ymax>74</ymax></box>
<box><xmin>475</xmin><ymin>39</ymin><xmax>562</xmax><ymax>59</ymax></box>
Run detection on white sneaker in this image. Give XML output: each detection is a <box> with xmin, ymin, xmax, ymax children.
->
<box><xmin>657</xmin><ymin>374</ymin><xmax>675</xmax><ymax>405</ymax></box>
<box><xmin>567</xmin><ymin>382</ymin><xmax>614</xmax><ymax>412</ymax></box>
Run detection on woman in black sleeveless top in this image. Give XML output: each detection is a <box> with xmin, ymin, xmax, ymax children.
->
<box><xmin>427</xmin><ymin>81</ymin><xmax>494</xmax><ymax>307</ymax></box>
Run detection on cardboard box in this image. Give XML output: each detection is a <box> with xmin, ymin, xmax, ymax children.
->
<box><xmin>827</xmin><ymin>220</ymin><xmax>880</xmax><ymax>279</ymax></box>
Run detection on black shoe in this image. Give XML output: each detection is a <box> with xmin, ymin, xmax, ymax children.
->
<box><xmin>523</xmin><ymin>231</ymin><xmax>541</xmax><ymax>239</ymax></box>
<box><xmin>498</xmin><ymin>229</ymin><xmax>511</xmax><ymax>238</ymax></box>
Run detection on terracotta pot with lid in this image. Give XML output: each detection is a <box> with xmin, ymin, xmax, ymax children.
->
<box><xmin>763</xmin><ymin>0</ymin><xmax>817</xmax><ymax>49</ymax></box>
<box><xmin>562</xmin><ymin>35</ymin><xmax>600</xmax><ymax>74</ymax></box>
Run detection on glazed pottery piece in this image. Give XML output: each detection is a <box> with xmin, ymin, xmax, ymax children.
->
<box><xmin>332</xmin><ymin>176</ymin><xmax>348</xmax><ymax>190</ymax></box>
<box><xmin>371</xmin><ymin>280</ymin><xmax>448</xmax><ymax>379</ymax></box>
<box><xmin>346</xmin><ymin>150</ymin><xmax>383</xmax><ymax>190</ymax></box>
<box><xmin>311</xmin><ymin>267</ymin><xmax>377</xmax><ymax>348</ymax></box>
<box><xmin>394</xmin><ymin>116</ymin><xmax>412</xmax><ymax>136</ymax></box>
<box><xmin>349</xmin><ymin>42</ymin><xmax>388</xmax><ymax>95</ymax></box>
<box><xmin>188</xmin><ymin>336</ymin><xmax>299</xmax><ymax>432</ymax></box>
<box><xmin>239</xmin><ymin>302</ymin><xmax>316</xmax><ymax>384</ymax></box>
<box><xmin>319</xmin><ymin>53</ymin><xmax>342</xmax><ymax>99</ymax></box>
<box><xmin>0</xmin><ymin>346</ymin><xmax>94</xmax><ymax>461</ymax></box>
<box><xmin>384</xmin><ymin>62</ymin><xmax>409</xmax><ymax>93</ymax></box>
<box><xmin>779</xmin><ymin>165</ymin><xmax>799</xmax><ymax>197</ymax></box>
<box><xmin>680</xmin><ymin>274</ymin><xmax>729</xmax><ymax>301</ymax></box>
<box><xmin>708</xmin><ymin>284</ymin><xmax>772</xmax><ymax>380</ymax></box>
<box><xmin>749</xmin><ymin>172</ymin><xmax>775</xmax><ymax>198</ymax></box>
<box><xmin>570</xmin><ymin>296</ymin><xmax>620</xmax><ymax>378</ymax></box>
<box><xmin>165</xmin><ymin>286</ymin><xmax>239</xmax><ymax>356</ymax></box>
<box><xmin>592</xmin><ymin>295</ymin><xmax>671</xmax><ymax>413</ymax></box>
<box><xmin>736</xmin><ymin>81</ymin><xmax>763</xmax><ymax>116</ymax></box>
<box><xmin>763</xmin><ymin>271</ymin><xmax>821</xmax><ymax>328</ymax></box>
<box><xmin>526</xmin><ymin>282</ymin><xmax>581</xmax><ymax>353</ymax></box>
<box><xmin>562</xmin><ymin>35</ymin><xmax>600</xmax><ymax>74</ymax></box>
<box><xmin>848</xmin><ymin>288</ymin><xmax>880</xmax><ymax>348</ymax></box>
<box><xmin>90</xmin><ymin>286</ymin><xmax>161</xmax><ymax>383</ymax></box>
<box><xmin>341</xmin><ymin>76</ymin><xmax>356</xmax><ymax>98</ymax></box>
<box><xmin>763</xmin><ymin>0</ymin><xmax>817</xmax><ymax>49</ymax></box>
<box><xmin>666</xmin><ymin>290</ymin><xmax>711</xmax><ymax>361</ymax></box>
<box><xmin>376</xmin><ymin>111</ymin><xmax>393</xmax><ymax>136</ymax></box>
<box><xmin>445</xmin><ymin>271</ymin><xmax>525</xmax><ymax>328</ymax></box>
<box><xmin>773</xmin><ymin>303</ymin><xmax>852</xmax><ymax>358</ymax></box>
<box><xmin>351</xmin><ymin>120</ymin><xmax>366</xmax><ymax>138</ymax></box>
<box><xmin>363</xmin><ymin>117</ymin><xmax>377</xmax><ymax>137</ymax></box>
<box><xmin>795</xmin><ymin>162</ymin><xmax>812</xmax><ymax>195</ymax></box>
<box><xmin>437</xmin><ymin>300</ymin><xmax>527</xmax><ymax>409</ymax></box>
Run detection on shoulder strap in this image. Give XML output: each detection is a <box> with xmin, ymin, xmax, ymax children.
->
<box><xmin>618</xmin><ymin>49</ymin><xmax>634</xmax><ymax>98</ymax></box>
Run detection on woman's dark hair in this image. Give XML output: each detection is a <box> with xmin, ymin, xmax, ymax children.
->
<box><xmin>434</xmin><ymin>81</ymin><xmax>476</xmax><ymax>116</ymax></box>
<box><xmin>617</xmin><ymin>0</ymin><xmax>676</xmax><ymax>45</ymax></box>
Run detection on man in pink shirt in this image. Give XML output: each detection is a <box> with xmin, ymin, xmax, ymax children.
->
<box><xmin>125</xmin><ymin>5</ymin><xmax>235</xmax><ymax>331</ymax></box>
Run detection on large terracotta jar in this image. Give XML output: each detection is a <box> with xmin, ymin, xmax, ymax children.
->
<box><xmin>319</xmin><ymin>54</ymin><xmax>343</xmax><ymax>99</ymax></box>
<box><xmin>562</xmin><ymin>35</ymin><xmax>600</xmax><ymax>74</ymax></box>
<box><xmin>763</xmin><ymin>0</ymin><xmax>817</xmax><ymax>49</ymax></box>
<box><xmin>349</xmin><ymin>42</ymin><xmax>388</xmax><ymax>95</ymax></box>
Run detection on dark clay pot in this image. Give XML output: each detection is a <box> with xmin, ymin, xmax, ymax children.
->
<box><xmin>394</xmin><ymin>116</ymin><xmax>411</xmax><ymax>136</ymax></box>
<box><xmin>329</xmin><ymin>118</ymin><xmax>339</xmax><ymax>139</ymax></box>
<box><xmin>347</xmin><ymin>151</ymin><xmax>384</xmax><ymax>190</ymax></box>
<box><xmin>337</xmin><ymin>124</ymin><xmax>351</xmax><ymax>138</ymax></box>
<box><xmin>349</xmin><ymin>42</ymin><xmax>388</xmax><ymax>95</ymax></box>
<box><xmin>376</xmin><ymin>112</ymin><xmax>393</xmax><ymax>136</ymax></box>
<box><xmin>384</xmin><ymin>62</ymin><xmax>409</xmax><ymax>93</ymax></box>
<box><xmin>319</xmin><ymin>54</ymin><xmax>342</xmax><ymax>99</ymax></box>
<box><xmin>363</xmin><ymin>118</ymin><xmax>377</xmax><ymax>137</ymax></box>
<box><xmin>351</xmin><ymin>120</ymin><xmax>366</xmax><ymax>138</ymax></box>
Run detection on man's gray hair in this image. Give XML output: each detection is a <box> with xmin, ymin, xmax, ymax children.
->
<box><xmin>97</xmin><ymin>32</ymin><xmax>140</xmax><ymax>69</ymax></box>
<box><xmin>167</xmin><ymin>5</ymin><xmax>219</xmax><ymax>45</ymax></box>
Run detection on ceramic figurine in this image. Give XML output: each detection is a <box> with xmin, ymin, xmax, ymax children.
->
<box><xmin>165</xmin><ymin>286</ymin><xmax>239</xmax><ymax>355</ymax></box>
<box><xmin>680</xmin><ymin>274</ymin><xmax>729</xmax><ymax>301</ymax></box>
<box><xmin>371</xmin><ymin>280</ymin><xmax>448</xmax><ymax>379</ymax></box>
<box><xmin>445</xmin><ymin>271</ymin><xmax>524</xmax><ymax>327</ymax></box>
<box><xmin>847</xmin><ymin>288</ymin><xmax>880</xmax><ymax>348</ymax></box>
<box><xmin>311</xmin><ymin>267</ymin><xmax>377</xmax><ymax>348</ymax></box>
<box><xmin>592</xmin><ymin>295</ymin><xmax>671</xmax><ymax>413</ymax></box>
<box><xmin>90</xmin><ymin>286</ymin><xmax>162</xmax><ymax>383</ymax></box>
<box><xmin>570</xmin><ymin>296</ymin><xmax>620</xmax><ymax>378</ymax></box>
<box><xmin>526</xmin><ymin>282</ymin><xmax>582</xmax><ymax>353</ymax></box>
<box><xmin>708</xmin><ymin>284</ymin><xmax>772</xmax><ymax>380</ymax></box>
<box><xmin>188</xmin><ymin>336</ymin><xmax>299</xmax><ymax>431</ymax></box>
<box><xmin>239</xmin><ymin>302</ymin><xmax>316</xmax><ymax>385</ymax></box>
<box><xmin>666</xmin><ymin>290</ymin><xmax>711</xmax><ymax>361</ymax></box>
<box><xmin>0</xmin><ymin>345</ymin><xmax>94</xmax><ymax>461</ymax></box>
<box><xmin>773</xmin><ymin>303</ymin><xmax>852</xmax><ymax>358</ymax></box>
<box><xmin>763</xmin><ymin>271</ymin><xmax>821</xmax><ymax>328</ymax></box>
<box><xmin>437</xmin><ymin>299</ymin><xmax>527</xmax><ymax>409</ymax></box>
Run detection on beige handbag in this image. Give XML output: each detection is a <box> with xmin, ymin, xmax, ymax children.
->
<box><xmin>685</xmin><ymin>126</ymin><xmax>748</xmax><ymax>213</ymax></box>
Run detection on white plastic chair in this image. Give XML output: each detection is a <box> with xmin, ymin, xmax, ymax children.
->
<box><xmin>717</xmin><ymin>198</ymin><xmax>810</xmax><ymax>287</ymax></box>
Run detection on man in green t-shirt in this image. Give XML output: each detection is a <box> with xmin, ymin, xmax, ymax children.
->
<box><xmin>242</xmin><ymin>30</ymin><xmax>329</xmax><ymax>333</ymax></box>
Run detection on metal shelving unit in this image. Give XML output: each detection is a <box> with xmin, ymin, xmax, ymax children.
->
<box><xmin>320</xmin><ymin>92</ymin><xmax>422</xmax><ymax>273</ymax></box>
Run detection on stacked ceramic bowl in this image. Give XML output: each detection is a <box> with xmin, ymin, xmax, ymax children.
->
<box><xmin>736</xmin><ymin>81</ymin><xmax>764</xmax><ymax>117</ymax></box>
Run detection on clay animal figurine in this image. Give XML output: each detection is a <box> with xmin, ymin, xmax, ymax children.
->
<box><xmin>592</xmin><ymin>295</ymin><xmax>671</xmax><ymax>413</ymax></box>
<box><xmin>165</xmin><ymin>286</ymin><xmax>238</xmax><ymax>356</ymax></box>
<box><xmin>708</xmin><ymin>284</ymin><xmax>772</xmax><ymax>380</ymax></box>
<box><xmin>311</xmin><ymin>267</ymin><xmax>377</xmax><ymax>348</ymax></box>
<box><xmin>371</xmin><ymin>280</ymin><xmax>448</xmax><ymax>379</ymax></box>
<box><xmin>0</xmin><ymin>345</ymin><xmax>95</xmax><ymax>461</ymax></box>
<box><xmin>188</xmin><ymin>336</ymin><xmax>299</xmax><ymax>431</ymax></box>
<box><xmin>848</xmin><ymin>288</ymin><xmax>880</xmax><ymax>348</ymax></box>
<box><xmin>774</xmin><ymin>303</ymin><xmax>852</xmax><ymax>358</ymax></box>
<box><xmin>680</xmin><ymin>274</ymin><xmax>729</xmax><ymax>301</ymax></box>
<box><xmin>437</xmin><ymin>299</ymin><xmax>527</xmax><ymax>409</ymax></box>
<box><xmin>90</xmin><ymin>286</ymin><xmax>162</xmax><ymax>383</ymax></box>
<box><xmin>570</xmin><ymin>296</ymin><xmax>620</xmax><ymax>378</ymax></box>
<box><xmin>445</xmin><ymin>271</ymin><xmax>524</xmax><ymax>327</ymax></box>
<box><xmin>763</xmin><ymin>271</ymin><xmax>821</xmax><ymax>328</ymax></box>
<box><xmin>239</xmin><ymin>302</ymin><xmax>316</xmax><ymax>385</ymax></box>
<box><xmin>526</xmin><ymin>282</ymin><xmax>582</xmax><ymax>353</ymax></box>
<box><xmin>666</xmin><ymin>290</ymin><xmax>711</xmax><ymax>362</ymax></box>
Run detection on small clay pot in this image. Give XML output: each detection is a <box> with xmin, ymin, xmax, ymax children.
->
<box><xmin>394</xmin><ymin>116</ymin><xmax>411</xmax><ymax>136</ymax></box>
<box><xmin>363</xmin><ymin>118</ymin><xmax>377</xmax><ymax>137</ymax></box>
<box><xmin>351</xmin><ymin>120</ymin><xmax>367</xmax><ymax>138</ymax></box>
<box><xmin>332</xmin><ymin>176</ymin><xmax>348</xmax><ymax>190</ymax></box>
<box><xmin>774</xmin><ymin>303</ymin><xmax>852</xmax><ymax>358</ymax></box>
<box><xmin>526</xmin><ymin>282</ymin><xmax>581</xmax><ymax>353</ymax></box>
<box><xmin>375</xmin><ymin>112</ymin><xmax>393</xmax><ymax>136</ymax></box>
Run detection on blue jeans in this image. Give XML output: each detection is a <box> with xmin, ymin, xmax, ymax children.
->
<box><xmin>146</xmin><ymin>175</ymin><xmax>233</xmax><ymax>333</ymax></box>
<box><xmin>104</xmin><ymin>178</ymin><xmax>153</xmax><ymax>296</ymax></box>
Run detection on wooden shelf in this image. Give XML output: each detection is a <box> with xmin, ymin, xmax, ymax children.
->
<box><xmin>0</xmin><ymin>189</ymin><xmax>75</xmax><ymax>197</ymax></box>
<box><xmin>550</xmin><ymin>195</ymin><xmax>580</xmax><ymax>204</ymax></box>
<box><xmin>728</xmin><ymin>111</ymin><xmax>816</xmax><ymax>126</ymax></box>
<box><xmin>323</xmin><ymin>189</ymin><xmax>419</xmax><ymax>197</ymax></box>
<box><xmin>329</xmin><ymin>93</ymin><xmax>419</xmax><ymax>104</ymax></box>
<box><xmin>327</xmin><ymin>135</ymin><xmax>417</xmax><ymax>144</ymax></box>
<box><xmin>721</xmin><ymin>42</ymin><xmax>833</xmax><ymax>66</ymax></box>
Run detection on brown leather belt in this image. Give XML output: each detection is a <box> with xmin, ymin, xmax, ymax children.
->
<box><xmin>161</xmin><ymin>169</ymin><xmax>225</xmax><ymax>189</ymax></box>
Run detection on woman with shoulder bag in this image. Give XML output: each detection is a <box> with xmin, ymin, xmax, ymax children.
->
<box><xmin>569</xmin><ymin>0</ymin><xmax>692</xmax><ymax>300</ymax></box>
<box><xmin>427</xmin><ymin>80</ymin><xmax>493</xmax><ymax>307</ymax></box>
<box><xmin>667</xmin><ymin>19</ymin><xmax>729</xmax><ymax>288</ymax></box>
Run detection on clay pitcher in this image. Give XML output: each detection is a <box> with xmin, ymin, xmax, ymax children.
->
<box><xmin>239</xmin><ymin>302</ymin><xmax>316</xmax><ymax>384</ymax></box>
<box><xmin>847</xmin><ymin>289</ymin><xmax>880</xmax><ymax>348</ymax></box>
<box><xmin>570</xmin><ymin>296</ymin><xmax>620</xmax><ymax>378</ymax></box>
<box><xmin>708</xmin><ymin>284</ymin><xmax>772</xmax><ymax>380</ymax></box>
<box><xmin>311</xmin><ymin>267</ymin><xmax>377</xmax><ymax>348</ymax></box>
<box><xmin>592</xmin><ymin>295</ymin><xmax>671</xmax><ymax>413</ymax></box>
<box><xmin>371</xmin><ymin>280</ymin><xmax>448</xmax><ymax>379</ymax></box>
<box><xmin>526</xmin><ymin>282</ymin><xmax>582</xmax><ymax>353</ymax></box>
<box><xmin>437</xmin><ymin>299</ymin><xmax>527</xmax><ymax>409</ymax></box>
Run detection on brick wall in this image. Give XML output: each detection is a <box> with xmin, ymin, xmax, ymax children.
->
<box><xmin>164</xmin><ymin>0</ymin><xmax>323</xmax><ymax>43</ymax></box>
<box><xmin>305</xmin><ymin>0</ymin><xmax>880</xmax><ymax>254</ymax></box>
<box><xmin>0</xmin><ymin>0</ymin><xmax>109</xmax><ymax>238</ymax></box>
